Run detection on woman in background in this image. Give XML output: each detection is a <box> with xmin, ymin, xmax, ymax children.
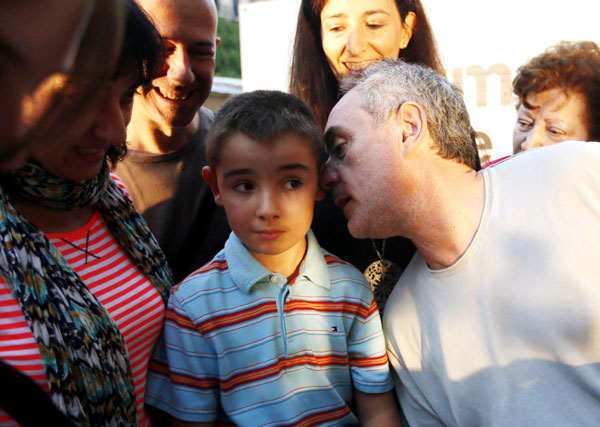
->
<box><xmin>0</xmin><ymin>1</ymin><xmax>172</xmax><ymax>425</ymax></box>
<box><xmin>290</xmin><ymin>0</ymin><xmax>450</xmax><ymax>312</ymax></box>
<box><xmin>512</xmin><ymin>40</ymin><xmax>600</xmax><ymax>153</ymax></box>
<box><xmin>291</xmin><ymin>0</ymin><xmax>444</xmax><ymax>129</ymax></box>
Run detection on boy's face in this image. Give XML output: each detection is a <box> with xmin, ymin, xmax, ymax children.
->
<box><xmin>203</xmin><ymin>132</ymin><xmax>323</xmax><ymax>267</ymax></box>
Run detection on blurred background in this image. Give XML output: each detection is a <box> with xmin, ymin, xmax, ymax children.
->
<box><xmin>209</xmin><ymin>0</ymin><xmax>599</xmax><ymax>162</ymax></box>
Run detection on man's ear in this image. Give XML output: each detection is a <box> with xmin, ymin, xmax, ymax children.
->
<box><xmin>202</xmin><ymin>166</ymin><xmax>223</xmax><ymax>206</ymax></box>
<box><xmin>394</xmin><ymin>102</ymin><xmax>425</xmax><ymax>155</ymax></box>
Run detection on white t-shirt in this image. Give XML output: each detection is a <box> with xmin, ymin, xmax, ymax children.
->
<box><xmin>384</xmin><ymin>141</ymin><xmax>600</xmax><ymax>426</ymax></box>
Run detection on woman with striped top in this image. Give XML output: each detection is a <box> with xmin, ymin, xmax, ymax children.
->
<box><xmin>0</xmin><ymin>1</ymin><xmax>173</xmax><ymax>425</ymax></box>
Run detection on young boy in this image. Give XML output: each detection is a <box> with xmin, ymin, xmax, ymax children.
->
<box><xmin>145</xmin><ymin>91</ymin><xmax>399</xmax><ymax>426</ymax></box>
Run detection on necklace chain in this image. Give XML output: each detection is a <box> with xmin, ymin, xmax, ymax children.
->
<box><xmin>59</xmin><ymin>230</ymin><xmax>101</xmax><ymax>264</ymax></box>
<box><xmin>370</xmin><ymin>238</ymin><xmax>386</xmax><ymax>261</ymax></box>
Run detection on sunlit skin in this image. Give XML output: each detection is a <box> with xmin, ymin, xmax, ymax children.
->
<box><xmin>322</xmin><ymin>88</ymin><xmax>484</xmax><ymax>270</ymax></box>
<box><xmin>31</xmin><ymin>74</ymin><xmax>139</xmax><ymax>182</ymax></box>
<box><xmin>202</xmin><ymin>132</ymin><xmax>323</xmax><ymax>276</ymax></box>
<box><xmin>131</xmin><ymin>0</ymin><xmax>219</xmax><ymax>147</ymax></box>
<box><xmin>0</xmin><ymin>0</ymin><xmax>95</xmax><ymax>169</ymax></box>
<box><xmin>513</xmin><ymin>88</ymin><xmax>589</xmax><ymax>154</ymax></box>
<box><xmin>9</xmin><ymin>72</ymin><xmax>140</xmax><ymax>235</ymax></box>
<box><xmin>321</xmin><ymin>90</ymin><xmax>409</xmax><ymax>239</ymax></box>
<box><xmin>320</xmin><ymin>0</ymin><xmax>414</xmax><ymax>80</ymax></box>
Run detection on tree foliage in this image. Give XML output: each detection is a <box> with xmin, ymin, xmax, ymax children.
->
<box><xmin>216</xmin><ymin>17</ymin><xmax>241</xmax><ymax>78</ymax></box>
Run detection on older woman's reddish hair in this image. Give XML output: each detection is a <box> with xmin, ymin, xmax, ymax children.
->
<box><xmin>513</xmin><ymin>40</ymin><xmax>600</xmax><ymax>141</ymax></box>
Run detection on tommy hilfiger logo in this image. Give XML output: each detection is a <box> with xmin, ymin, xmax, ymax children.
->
<box><xmin>331</xmin><ymin>326</ymin><xmax>338</xmax><ymax>332</ymax></box>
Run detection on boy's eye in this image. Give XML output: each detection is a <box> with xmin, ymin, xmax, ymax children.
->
<box><xmin>233</xmin><ymin>182</ymin><xmax>254</xmax><ymax>192</ymax></box>
<box><xmin>283</xmin><ymin>179</ymin><xmax>303</xmax><ymax>190</ymax></box>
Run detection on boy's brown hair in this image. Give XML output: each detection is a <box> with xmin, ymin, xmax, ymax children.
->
<box><xmin>206</xmin><ymin>90</ymin><xmax>326</xmax><ymax>169</ymax></box>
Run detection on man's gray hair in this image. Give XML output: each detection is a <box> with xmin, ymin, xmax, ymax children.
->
<box><xmin>341</xmin><ymin>59</ymin><xmax>479</xmax><ymax>170</ymax></box>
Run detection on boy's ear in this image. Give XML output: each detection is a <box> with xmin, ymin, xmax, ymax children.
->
<box><xmin>202</xmin><ymin>166</ymin><xmax>223</xmax><ymax>206</ymax></box>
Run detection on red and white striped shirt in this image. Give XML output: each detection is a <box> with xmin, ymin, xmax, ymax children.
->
<box><xmin>0</xmin><ymin>210</ymin><xmax>165</xmax><ymax>426</ymax></box>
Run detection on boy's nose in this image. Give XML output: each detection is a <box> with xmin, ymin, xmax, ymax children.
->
<box><xmin>256</xmin><ymin>190</ymin><xmax>280</xmax><ymax>220</ymax></box>
<box><xmin>320</xmin><ymin>157</ymin><xmax>340</xmax><ymax>190</ymax></box>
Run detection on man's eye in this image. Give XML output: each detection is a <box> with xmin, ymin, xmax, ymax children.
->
<box><xmin>332</xmin><ymin>142</ymin><xmax>346</xmax><ymax>159</ymax></box>
<box><xmin>189</xmin><ymin>50</ymin><xmax>214</xmax><ymax>57</ymax></box>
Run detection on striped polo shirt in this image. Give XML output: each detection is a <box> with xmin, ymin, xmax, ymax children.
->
<box><xmin>0</xmin><ymin>210</ymin><xmax>165</xmax><ymax>426</ymax></box>
<box><xmin>146</xmin><ymin>230</ymin><xmax>392</xmax><ymax>426</ymax></box>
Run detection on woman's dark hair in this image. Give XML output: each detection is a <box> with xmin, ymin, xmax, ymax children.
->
<box><xmin>113</xmin><ymin>0</ymin><xmax>162</xmax><ymax>85</ymax></box>
<box><xmin>289</xmin><ymin>0</ymin><xmax>445</xmax><ymax>129</ymax></box>
<box><xmin>107</xmin><ymin>0</ymin><xmax>163</xmax><ymax>165</ymax></box>
<box><xmin>513</xmin><ymin>40</ymin><xmax>600</xmax><ymax>142</ymax></box>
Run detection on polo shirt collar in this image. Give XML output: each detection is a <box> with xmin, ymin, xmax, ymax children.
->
<box><xmin>224</xmin><ymin>230</ymin><xmax>330</xmax><ymax>294</ymax></box>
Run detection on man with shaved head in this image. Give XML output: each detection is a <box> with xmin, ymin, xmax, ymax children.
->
<box><xmin>114</xmin><ymin>0</ymin><xmax>230</xmax><ymax>283</ymax></box>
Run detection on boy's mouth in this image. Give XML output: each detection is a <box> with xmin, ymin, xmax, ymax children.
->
<box><xmin>255</xmin><ymin>229</ymin><xmax>284</xmax><ymax>240</ymax></box>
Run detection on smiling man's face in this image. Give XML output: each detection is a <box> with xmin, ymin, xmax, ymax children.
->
<box><xmin>134</xmin><ymin>0</ymin><xmax>219</xmax><ymax>131</ymax></box>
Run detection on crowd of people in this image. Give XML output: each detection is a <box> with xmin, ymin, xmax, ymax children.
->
<box><xmin>0</xmin><ymin>0</ymin><xmax>598</xmax><ymax>426</ymax></box>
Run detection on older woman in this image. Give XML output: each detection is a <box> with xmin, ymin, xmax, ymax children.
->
<box><xmin>0</xmin><ymin>1</ymin><xmax>172</xmax><ymax>425</ymax></box>
<box><xmin>512</xmin><ymin>40</ymin><xmax>600</xmax><ymax>153</ymax></box>
<box><xmin>290</xmin><ymin>0</ymin><xmax>451</xmax><ymax>312</ymax></box>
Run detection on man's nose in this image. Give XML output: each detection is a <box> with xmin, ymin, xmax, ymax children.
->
<box><xmin>166</xmin><ymin>48</ymin><xmax>195</xmax><ymax>86</ymax></box>
<box><xmin>320</xmin><ymin>157</ymin><xmax>340</xmax><ymax>190</ymax></box>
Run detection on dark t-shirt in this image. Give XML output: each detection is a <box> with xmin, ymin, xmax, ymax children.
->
<box><xmin>113</xmin><ymin>107</ymin><xmax>230</xmax><ymax>283</ymax></box>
